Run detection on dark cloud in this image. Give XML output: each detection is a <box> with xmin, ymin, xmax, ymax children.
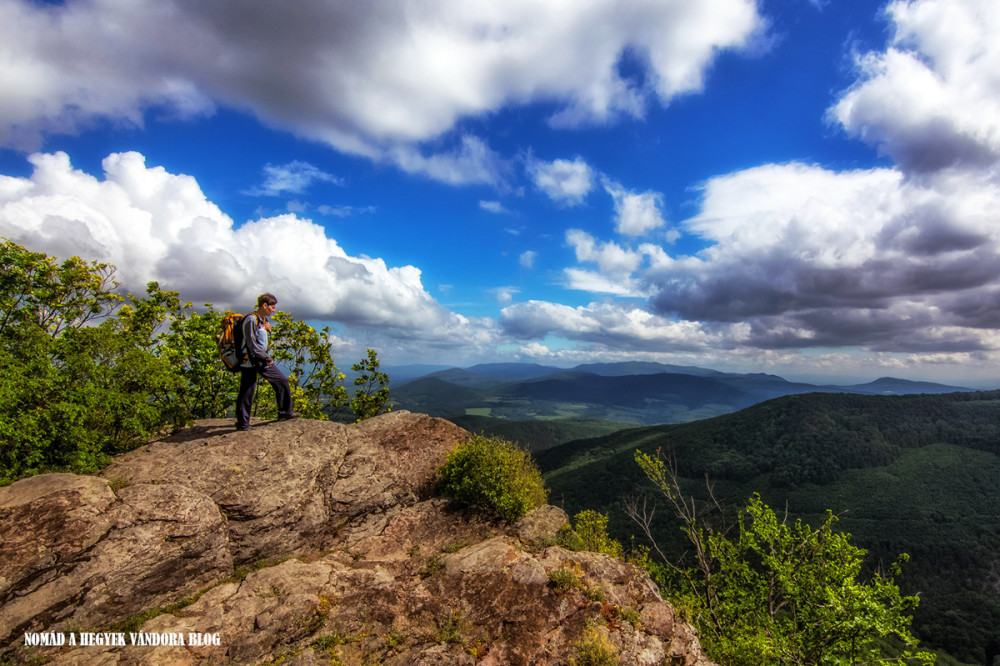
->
<box><xmin>1</xmin><ymin>0</ymin><xmax>764</xmax><ymax>178</ymax></box>
<box><xmin>881</xmin><ymin>119</ymin><xmax>1000</xmax><ymax>175</ymax></box>
<box><xmin>629</xmin><ymin>147</ymin><xmax>1000</xmax><ymax>354</ymax></box>
<box><xmin>941</xmin><ymin>288</ymin><xmax>1000</xmax><ymax>330</ymax></box>
<box><xmin>832</xmin><ymin>2</ymin><xmax>1000</xmax><ymax>178</ymax></box>
<box><xmin>647</xmin><ymin>251</ymin><xmax>1000</xmax><ymax>352</ymax></box>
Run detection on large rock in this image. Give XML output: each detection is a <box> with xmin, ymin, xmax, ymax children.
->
<box><xmin>0</xmin><ymin>412</ymin><xmax>717</xmax><ymax>665</ymax></box>
<box><xmin>0</xmin><ymin>474</ymin><xmax>231</xmax><ymax>646</ymax></box>
<box><xmin>97</xmin><ymin>411</ymin><xmax>467</xmax><ymax>564</ymax></box>
<box><xmin>29</xmin><ymin>534</ymin><xmax>713</xmax><ymax>666</ymax></box>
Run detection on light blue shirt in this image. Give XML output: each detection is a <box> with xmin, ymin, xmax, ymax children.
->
<box><xmin>241</xmin><ymin>313</ymin><xmax>271</xmax><ymax>368</ymax></box>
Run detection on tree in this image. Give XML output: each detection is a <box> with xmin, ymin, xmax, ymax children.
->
<box><xmin>628</xmin><ymin>448</ymin><xmax>934</xmax><ymax>666</ymax></box>
<box><xmin>350</xmin><ymin>348</ymin><xmax>392</xmax><ymax>421</ymax></box>
<box><xmin>0</xmin><ymin>239</ymin><xmax>121</xmax><ymax>338</ymax></box>
<box><xmin>0</xmin><ymin>266</ymin><xmax>180</xmax><ymax>482</ymax></box>
<box><xmin>266</xmin><ymin>311</ymin><xmax>349</xmax><ymax>420</ymax></box>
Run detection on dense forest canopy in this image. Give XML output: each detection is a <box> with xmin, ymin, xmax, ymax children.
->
<box><xmin>537</xmin><ymin>390</ymin><xmax>1000</xmax><ymax>664</ymax></box>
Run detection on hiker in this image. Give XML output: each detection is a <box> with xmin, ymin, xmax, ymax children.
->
<box><xmin>235</xmin><ymin>292</ymin><xmax>298</xmax><ymax>430</ymax></box>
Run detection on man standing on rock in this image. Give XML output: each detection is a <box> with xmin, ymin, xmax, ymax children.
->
<box><xmin>235</xmin><ymin>293</ymin><xmax>298</xmax><ymax>430</ymax></box>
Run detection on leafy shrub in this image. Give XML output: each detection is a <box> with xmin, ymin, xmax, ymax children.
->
<box><xmin>569</xmin><ymin>624</ymin><xmax>619</xmax><ymax>666</ymax></box>
<box><xmin>556</xmin><ymin>510</ymin><xmax>625</xmax><ymax>558</ymax></box>
<box><xmin>420</xmin><ymin>554</ymin><xmax>444</xmax><ymax>577</ymax></box>
<box><xmin>572</xmin><ymin>510</ymin><xmax>624</xmax><ymax>558</ymax></box>
<box><xmin>548</xmin><ymin>567</ymin><xmax>584</xmax><ymax>592</ymax></box>
<box><xmin>556</xmin><ymin>523</ymin><xmax>586</xmax><ymax>551</ymax></box>
<box><xmin>435</xmin><ymin>434</ymin><xmax>548</xmax><ymax>522</ymax></box>
<box><xmin>434</xmin><ymin>608</ymin><xmax>467</xmax><ymax>644</ymax></box>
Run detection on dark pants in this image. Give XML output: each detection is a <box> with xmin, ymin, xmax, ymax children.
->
<box><xmin>236</xmin><ymin>363</ymin><xmax>292</xmax><ymax>427</ymax></box>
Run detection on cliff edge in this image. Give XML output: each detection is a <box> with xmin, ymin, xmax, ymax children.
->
<box><xmin>0</xmin><ymin>411</ymin><xmax>715</xmax><ymax>665</ymax></box>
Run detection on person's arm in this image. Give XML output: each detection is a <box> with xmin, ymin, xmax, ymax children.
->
<box><xmin>242</xmin><ymin>314</ymin><xmax>274</xmax><ymax>366</ymax></box>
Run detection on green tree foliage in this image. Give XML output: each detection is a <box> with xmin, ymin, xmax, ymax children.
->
<box><xmin>154</xmin><ymin>299</ymin><xmax>239</xmax><ymax>424</ymax></box>
<box><xmin>267</xmin><ymin>311</ymin><xmax>349</xmax><ymax>420</ymax></box>
<box><xmin>0</xmin><ymin>245</ymin><xmax>179</xmax><ymax>481</ymax></box>
<box><xmin>631</xmin><ymin>449</ymin><xmax>934</xmax><ymax>666</ymax></box>
<box><xmin>0</xmin><ymin>240</ymin><xmax>390</xmax><ymax>484</ymax></box>
<box><xmin>0</xmin><ymin>239</ymin><xmax>121</xmax><ymax>337</ymax></box>
<box><xmin>435</xmin><ymin>434</ymin><xmax>548</xmax><ymax>522</ymax></box>
<box><xmin>571</xmin><ymin>509</ymin><xmax>624</xmax><ymax>558</ymax></box>
<box><xmin>350</xmin><ymin>347</ymin><xmax>392</xmax><ymax>421</ymax></box>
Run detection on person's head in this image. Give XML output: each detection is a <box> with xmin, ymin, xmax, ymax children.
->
<box><xmin>256</xmin><ymin>292</ymin><xmax>277</xmax><ymax>316</ymax></box>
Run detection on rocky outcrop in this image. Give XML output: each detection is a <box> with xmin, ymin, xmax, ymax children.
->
<box><xmin>0</xmin><ymin>411</ymin><xmax>716</xmax><ymax>665</ymax></box>
<box><xmin>0</xmin><ymin>474</ymin><xmax>232</xmax><ymax>648</ymax></box>
<box><xmin>97</xmin><ymin>411</ymin><xmax>466</xmax><ymax>565</ymax></box>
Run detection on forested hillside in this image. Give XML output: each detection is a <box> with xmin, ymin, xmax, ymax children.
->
<box><xmin>537</xmin><ymin>390</ymin><xmax>1000</xmax><ymax>664</ymax></box>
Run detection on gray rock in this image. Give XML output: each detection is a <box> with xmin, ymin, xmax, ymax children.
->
<box><xmin>1</xmin><ymin>412</ymin><xmax>717</xmax><ymax>666</ymax></box>
<box><xmin>0</xmin><ymin>475</ymin><xmax>231</xmax><ymax>645</ymax></box>
<box><xmin>97</xmin><ymin>411</ymin><xmax>467</xmax><ymax>565</ymax></box>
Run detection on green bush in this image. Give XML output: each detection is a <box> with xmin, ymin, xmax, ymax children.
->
<box><xmin>635</xmin><ymin>450</ymin><xmax>935</xmax><ymax>666</ymax></box>
<box><xmin>569</xmin><ymin>624</ymin><xmax>619</xmax><ymax>666</ymax></box>
<box><xmin>572</xmin><ymin>510</ymin><xmax>624</xmax><ymax>558</ymax></box>
<box><xmin>435</xmin><ymin>434</ymin><xmax>548</xmax><ymax>522</ymax></box>
<box><xmin>548</xmin><ymin>567</ymin><xmax>584</xmax><ymax>592</ymax></box>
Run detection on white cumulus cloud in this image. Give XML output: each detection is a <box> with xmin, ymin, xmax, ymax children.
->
<box><xmin>603</xmin><ymin>178</ymin><xmax>668</xmax><ymax>236</ymax></box>
<box><xmin>0</xmin><ymin>0</ymin><xmax>763</xmax><ymax>182</ymax></box>
<box><xmin>529</xmin><ymin>157</ymin><xmax>595</xmax><ymax>206</ymax></box>
<box><xmin>0</xmin><ymin>151</ymin><xmax>496</xmax><ymax>350</ymax></box>
<box><xmin>831</xmin><ymin>0</ymin><xmax>1000</xmax><ymax>174</ymax></box>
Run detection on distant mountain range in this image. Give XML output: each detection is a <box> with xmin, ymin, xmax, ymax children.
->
<box><xmin>390</xmin><ymin>361</ymin><xmax>975</xmax><ymax>425</ymax></box>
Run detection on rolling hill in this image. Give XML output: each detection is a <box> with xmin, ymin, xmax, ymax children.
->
<box><xmin>391</xmin><ymin>361</ymin><xmax>974</xmax><ymax>425</ymax></box>
<box><xmin>534</xmin><ymin>390</ymin><xmax>1000</xmax><ymax>665</ymax></box>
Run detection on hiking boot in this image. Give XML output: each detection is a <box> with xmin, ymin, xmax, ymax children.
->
<box><xmin>235</xmin><ymin>423</ymin><xmax>252</xmax><ymax>431</ymax></box>
<box><xmin>277</xmin><ymin>412</ymin><xmax>300</xmax><ymax>421</ymax></box>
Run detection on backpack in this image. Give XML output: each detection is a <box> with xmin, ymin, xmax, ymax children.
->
<box><xmin>217</xmin><ymin>312</ymin><xmax>254</xmax><ymax>372</ymax></box>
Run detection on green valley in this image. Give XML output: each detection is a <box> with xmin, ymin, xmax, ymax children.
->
<box><xmin>529</xmin><ymin>390</ymin><xmax>1000</xmax><ymax>665</ymax></box>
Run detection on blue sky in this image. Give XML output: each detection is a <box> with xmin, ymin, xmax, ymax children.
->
<box><xmin>1</xmin><ymin>0</ymin><xmax>999</xmax><ymax>386</ymax></box>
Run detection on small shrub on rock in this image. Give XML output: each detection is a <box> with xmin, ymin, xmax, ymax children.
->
<box><xmin>435</xmin><ymin>434</ymin><xmax>548</xmax><ymax>522</ymax></box>
<box><xmin>569</xmin><ymin>623</ymin><xmax>619</xmax><ymax>666</ymax></box>
<box><xmin>573</xmin><ymin>510</ymin><xmax>624</xmax><ymax>558</ymax></box>
<box><xmin>548</xmin><ymin>567</ymin><xmax>584</xmax><ymax>592</ymax></box>
<box><xmin>557</xmin><ymin>510</ymin><xmax>625</xmax><ymax>558</ymax></box>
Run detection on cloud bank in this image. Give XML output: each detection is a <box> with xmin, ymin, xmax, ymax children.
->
<box><xmin>500</xmin><ymin>0</ymin><xmax>1000</xmax><ymax>370</ymax></box>
<box><xmin>0</xmin><ymin>151</ymin><xmax>497</xmax><ymax>356</ymax></box>
<box><xmin>2</xmin><ymin>0</ymin><xmax>999</xmax><ymax>381</ymax></box>
<box><xmin>0</xmin><ymin>0</ymin><xmax>763</xmax><ymax>184</ymax></box>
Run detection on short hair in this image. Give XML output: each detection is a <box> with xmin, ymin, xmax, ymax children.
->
<box><xmin>257</xmin><ymin>293</ymin><xmax>277</xmax><ymax>307</ymax></box>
